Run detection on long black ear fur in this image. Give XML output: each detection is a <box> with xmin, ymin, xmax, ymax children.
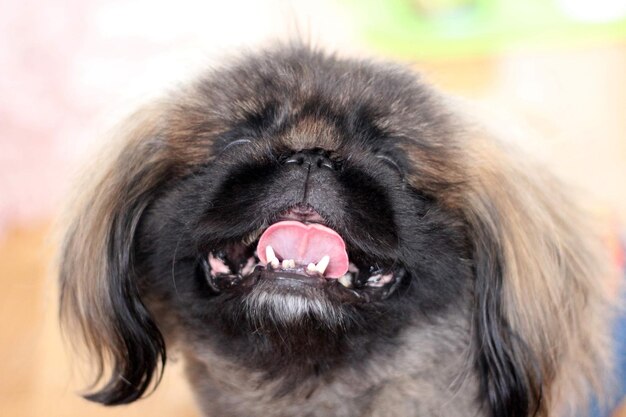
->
<box><xmin>473</xmin><ymin>221</ymin><xmax>543</xmax><ymax>417</ymax></box>
<box><xmin>59</xmin><ymin>116</ymin><xmax>169</xmax><ymax>405</ymax></box>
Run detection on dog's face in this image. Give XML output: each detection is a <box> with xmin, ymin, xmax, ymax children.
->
<box><xmin>137</xmin><ymin>68</ymin><xmax>469</xmax><ymax>373</ymax></box>
<box><xmin>60</xmin><ymin>47</ymin><xmax>610</xmax><ymax>417</ymax></box>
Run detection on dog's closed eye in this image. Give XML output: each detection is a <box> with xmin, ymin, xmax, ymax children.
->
<box><xmin>376</xmin><ymin>153</ymin><xmax>404</xmax><ymax>177</ymax></box>
<box><xmin>222</xmin><ymin>138</ymin><xmax>252</xmax><ymax>152</ymax></box>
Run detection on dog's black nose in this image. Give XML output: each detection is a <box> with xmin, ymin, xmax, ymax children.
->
<box><xmin>284</xmin><ymin>149</ymin><xmax>335</xmax><ymax>170</ymax></box>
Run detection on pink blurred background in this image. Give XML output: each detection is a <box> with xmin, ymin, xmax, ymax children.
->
<box><xmin>0</xmin><ymin>1</ymin><xmax>624</xmax><ymax>416</ymax></box>
<box><xmin>0</xmin><ymin>0</ymin><xmax>358</xmax><ymax>236</ymax></box>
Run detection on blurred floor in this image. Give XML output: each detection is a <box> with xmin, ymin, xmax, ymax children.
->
<box><xmin>0</xmin><ymin>223</ymin><xmax>198</xmax><ymax>417</ymax></box>
<box><xmin>1</xmin><ymin>43</ymin><xmax>625</xmax><ymax>417</ymax></box>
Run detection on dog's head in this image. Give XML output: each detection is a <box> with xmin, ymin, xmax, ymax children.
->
<box><xmin>59</xmin><ymin>46</ymin><xmax>610</xmax><ymax>417</ymax></box>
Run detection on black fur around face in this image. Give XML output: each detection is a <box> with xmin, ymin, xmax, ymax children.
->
<box><xmin>136</xmin><ymin>96</ymin><xmax>472</xmax><ymax>384</ymax></box>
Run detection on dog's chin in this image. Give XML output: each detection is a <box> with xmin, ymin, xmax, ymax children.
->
<box><xmin>241</xmin><ymin>279</ymin><xmax>348</xmax><ymax>330</ymax></box>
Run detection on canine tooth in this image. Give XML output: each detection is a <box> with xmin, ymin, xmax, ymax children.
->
<box><xmin>270</xmin><ymin>258</ymin><xmax>280</xmax><ymax>269</ymax></box>
<box><xmin>338</xmin><ymin>274</ymin><xmax>352</xmax><ymax>288</ymax></box>
<box><xmin>316</xmin><ymin>255</ymin><xmax>330</xmax><ymax>275</ymax></box>
<box><xmin>265</xmin><ymin>245</ymin><xmax>276</xmax><ymax>261</ymax></box>
<box><xmin>306</xmin><ymin>263</ymin><xmax>317</xmax><ymax>275</ymax></box>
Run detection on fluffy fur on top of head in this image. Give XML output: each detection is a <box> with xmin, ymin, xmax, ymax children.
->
<box><xmin>59</xmin><ymin>45</ymin><xmax>614</xmax><ymax>417</ymax></box>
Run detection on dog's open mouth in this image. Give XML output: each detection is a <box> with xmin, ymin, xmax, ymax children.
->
<box><xmin>200</xmin><ymin>207</ymin><xmax>404</xmax><ymax>302</ymax></box>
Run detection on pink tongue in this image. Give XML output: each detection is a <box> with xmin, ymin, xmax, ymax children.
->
<box><xmin>257</xmin><ymin>221</ymin><xmax>349</xmax><ymax>278</ymax></box>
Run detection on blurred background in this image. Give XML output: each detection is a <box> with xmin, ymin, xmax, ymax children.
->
<box><xmin>0</xmin><ymin>0</ymin><xmax>624</xmax><ymax>416</ymax></box>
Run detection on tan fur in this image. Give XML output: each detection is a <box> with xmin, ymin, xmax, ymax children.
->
<box><xmin>464</xmin><ymin>135</ymin><xmax>613</xmax><ymax>416</ymax></box>
<box><xmin>59</xmin><ymin>101</ymin><xmax>172</xmax><ymax>380</ymax></box>
<box><xmin>184</xmin><ymin>310</ymin><xmax>479</xmax><ymax>417</ymax></box>
<box><xmin>401</xmin><ymin>125</ymin><xmax>614</xmax><ymax>415</ymax></box>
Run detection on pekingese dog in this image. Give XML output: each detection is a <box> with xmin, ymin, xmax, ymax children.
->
<box><xmin>59</xmin><ymin>45</ymin><xmax>613</xmax><ymax>417</ymax></box>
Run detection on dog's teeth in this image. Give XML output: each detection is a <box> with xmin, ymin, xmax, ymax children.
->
<box><xmin>265</xmin><ymin>245</ymin><xmax>276</xmax><ymax>261</ymax></box>
<box><xmin>280</xmin><ymin>259</ymin><xmax>295</xmax><ymax>269</ymax></box>
<box><xmin>366</xmin><ymin>273</ymin><xmax>394</xmax><ymax>287</ymax></box>
<box><xmin>338</xmin><ymin>274</ymin><xmax>352</xmax><ymax>288</ymax></box>
<box><xmin>266</xmin><ymin>245</ymin><xmax>280</xmax><ymax>269</ymax></box>
<box><xmin>282</xmin><ymin>259</ymin><xmax>296</xmax><ymax>269</ymax></box>
<box><xmin>316</xmin><ymin>255</ymin><xmax>330</xmax><ymax>275</ymax></box>
<box><xmin>306</xmin><ymin>263</ymin><xmax>317</xmax><ymax>275</ymax></box>
<box><xmin>367</xmin><ymin>274</ymin><xmax>381</xmax><ymax>283</ymax></box>
<box><xmin>265</xmin><ymin>245</ymin><xmax>280</xmax><ymax>268</ymax></box>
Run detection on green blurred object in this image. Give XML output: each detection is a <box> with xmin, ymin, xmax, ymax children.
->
<box><xmin>346</xmin><ymin>0</ymin><xmax>626</xmax><ymax>58</ymax></box>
